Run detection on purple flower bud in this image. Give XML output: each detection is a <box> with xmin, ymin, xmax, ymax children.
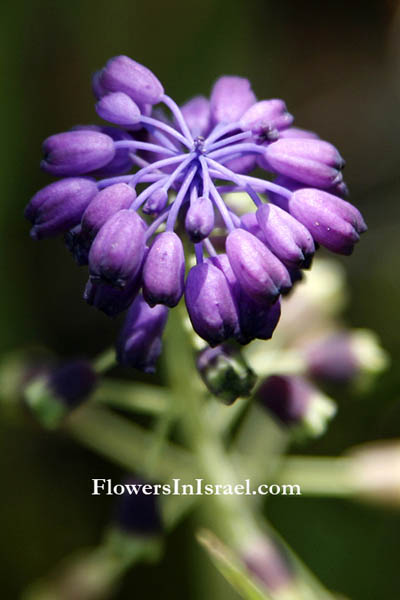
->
<box><xmin>112</xmin><ymin>477</ymin><xmax>163</xmax><ymax>536</ymax></box>
<box><xmin>25</xmin><ymin>177</ymin><xmax>98</xmax><ymax>240</ymax></box>
<box><xmin>81</xmin><ymin>183</ymin><xmax>136</xmax><ymax>241</ymax></box>
<box><xmin>256</xmin><ymin>203</ymin><xmax>315</xmax><ymax>268</ymax></box>
<box><xmin>239</xmin><ymin>100</ymin><xmax>293</xmax><ymax>136</ymax></box>
<box><xmin>185</xmin><ymin>262</ymin><xmax>239</xmax><ymax>346</ymax></box>
<box><xmin>278</xmin><ymin>127</ymin><xmax>319</xmax><ymax>140</ymax></box>
<box><xmin>99</xmin><ymin>55</ymin><xmax>164</xmax><ymax>105</ymax></box>
<box><xmin>65</xmin><ymin>225</ymin><xmax>90</xmax><ymax>265</ymax></box>
<box><xmin>207</xmin><ymin>253</ymin><xmax>281</xmax><ymax>344</ymax></box>
<box><xmin>116</xmin><ymin>294</ymin><xmax>168</xmax><ymax>373</ymax></box>
<box><xmin>256</xmin><ymin>374</ymin><xmax>336</xmax><ymax>437</ymax></box>
<box><xmin>142</xmin><ymin>188</ymin><xmax>168</xmax><ymax>215</ymax></box>
<box><xmin>196</xmin><ymin>344</ymin><xmax>256</xmax><ymax>404</ymax></box>
<box><xmin>92</xmin><ymin>69</ymin><xmax>107</xmax><ymax>99</ymax></box>
<box><xmin>210</xmin><ymin>76</ymin><xmax>256</xmax><ymax>125</ymax></box>
<box><xmin>89</xmin><ymin>209</ymin><xmax>146</xmax><ymax>287</ymax></box>
<box><xmin>240</xmin><ymin>212</ymin><xmax>266</xmax><ymax>242</ymax></box>
<box><xmin>48</xmin><ymin>360</ymin><xmax>97</xmax><ymax>409</ymax></box>
<box><xmin>263</xmin><ymin>138</ymin><xmax>345</xmax><ymax>188</ymax></box>
<box><xmin>185</xmin><ymin>196</ymin><xmax>215</xmax><ymax>242</ymax></box>
<box><xmin>288</xmin><ymin>188</ymin><xmax>367</xmax><ymax>255</ymax></box>
<box><xmin>73</xmin><ymin>125</ymin><xmax>135</xmax><ymax>177</ymax></box>
<box><xmin>180</xmin><ymin>96</ymin><xmax>212</xmax><ymax>137</ymax></box>
<box><xmin>96</xmin><ymin>92</ymin><xmax>141</xmax><ymax>126</ymax></box>
<box><xmin>226</xmin><ymin>229</ymin><xmax>291</xmax><ymax>304</ymax></box>
<box><xmin>225</xmin><ymin>154</ymin><xmax>257</xmax><ymax>175</ymax></box>
<box><xmin>142</xmin><ymin>232</ymin><xmax>185</xmax><ymax>307</ymax></box>
<box><xmin>84</xmin><ymin>270</ymin><xmax>142</xmax><ymax>317</ymax></box>
<box><xmin>41</xmin><ymin>130</ymin><xmax>115</xmax><ymax>176</ymax></box>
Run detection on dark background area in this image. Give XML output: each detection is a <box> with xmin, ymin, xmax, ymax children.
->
<box><xmin>1</xmin><ymin>0</ymin><xmax>400</xmax><ymax>598</ymax></box>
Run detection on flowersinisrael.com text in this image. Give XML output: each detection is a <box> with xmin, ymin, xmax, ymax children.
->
<box><xmin>92</xmin><ymin>479</ymin><xmax>301</xmax><ymax>497</ymax></box>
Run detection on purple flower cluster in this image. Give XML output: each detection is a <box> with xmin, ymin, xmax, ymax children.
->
<box><xmin>25</xmin><ymin>55</ymin><xmax>367</xmax><ymax>373</ymax></box>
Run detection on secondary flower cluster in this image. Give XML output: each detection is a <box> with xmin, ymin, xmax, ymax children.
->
<box><xmin>25</xmin><ymin>55</ymin><xmax>367</xmax><ymax>373</ymax></box>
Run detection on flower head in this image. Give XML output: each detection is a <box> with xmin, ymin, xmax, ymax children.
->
<box><xmin>25</xmin><ymin>55</ymin><xmax>367</xmax><ymax>372</ymax></box>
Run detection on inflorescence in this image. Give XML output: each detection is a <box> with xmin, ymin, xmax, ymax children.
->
<box><xmin>25</xmin><ymin>55</ymin><xmax>367</xmax><ymax>373</ymax></box>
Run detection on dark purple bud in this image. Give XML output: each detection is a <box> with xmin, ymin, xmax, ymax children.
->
<box><xmin>72</xmin><ymin>125</ymin><xmax>135</xmax><ymax>177</ymax></box>
<box><xmin>256</xmin><ymin>203</ymin><xmax>315</xmax><ymax>268</ymax></box>
<box><xmin>84</xmin><ymin>270</ymin><xmax>142</xmax><ymax>317</ymax></box>
<box><xmin>288</xmin><ymin>188</ymin><xmax>367</xmax><ymax>255</ymax></box>
<box><xmin>48</xmin><ymin>360</ymin><xmax>97</xmax><ymax>409</ymax></box>
<box><xmin>89</xmin><ymin>209</ymin><xmax>146</xmax><ymax>287</ymax></box>
<box><xmin>65</xmin><ymin>225</ymin><xmax>90</xmax><ymax>265</ymax></box>
<box><xmin>112</xmin><ymin>477</ymin><xmax>163</xmax><ymax>537</ymax></box>
<box><xmin>116</xmin><ymin>294</ymin><xmax>168</xmax><ymax>373</ymax></box>
<box><xmin>262</xmin><ymin>138</ymin><xmax>345</xmax><ymax>188</ymax></box>
<box><xmin>207</xmin><ymin>253</ymin><xmax>281</xmax><ymax>344</ymax></box>
<box><xmin>96</xmin><ymin>92</ymin><xmax>141</xmax><ymax>126</ymax></box>
<box><xmin>256</xmin><ymin>374</ymin><xmax>336</xmax><ymax>436</ymax></box>
<box><xmin>99</xmin><ymin>55</ymin><xmax>164</xmax><ymax>105</ymax></box>
<box><xmin>226</xmin><ymin>229</ymin><xmax>291</xmax><ymax>304</ymax></box>
<box><xmin>41</xmin><ymin>130</ymin><xmax>115</xmax><ymax>176</ymax></box>
<box><xmin>210</xmin><ymin>76</ymin><xmax>256</xmax><ymax>125</ymax></box>
<box><xmin>81</xmin><ymin>183</ymin><xmax>136</xmax><ymax>241</ymax></box>
<box><xmin>24</xmin><ymin>359</ymin><xmax>98</xmax><ymax>428</ymax></box>
<box><xmin>305</xmin><ymin>330</ymin><xmax>386</xmax><ymax>384</ymax></box>
<box><xmin>92</xmin><ymin>69</ymin><xmax>107</xmax><ymax>99</ymax></box>
<box><xmin>185</xmin><ymin>196</ymin><xmax>215</xmax><ymax>242</ymax></box>
<box><xmin>185</xmin><ymin>262</ymin><xmax>239</xmax><ymax>346</ymax></box>
<box><xmin>180</xmin><ymin>96</ymin><xmax>212</xmax><ymax>137</ymax></box>
<box><xmin>142</xmin><ymin>232</ymin><xmax>185</xmax><ymax>307</ymax></box>
<box><xmin>278</xmin><ymin>127</ymin><xmax>319</xmax><ymax>140</ymax></box>
<box><xmin>196</xmin><ymin>344</ymin><xmax>256</xmax><ymax>404</ymax></box>
<box><xmin>239</xmin><ymin>100</ymin><xmax>293</xmax><ymax>136</ymax></box>
<box><xmin>142</xmin><ymin>188</ymin><xmax>168</xmax><ymax>215</ymax></box>
<box><xmin>237</xmin><ymin>295</ymin><xmax>281</xmax><ymax>345</ymax></box>
<box><xmin>25</xmin><ymin>177</ymin><xmax>98</xmax><ymax>240</ymax></box>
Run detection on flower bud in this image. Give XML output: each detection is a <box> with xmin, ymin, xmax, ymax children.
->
<box><xmin>256</xmin><ymin>203</ymin><xmax>315</xmax><ymax>269</ymax></box>
<box><xmin>256</xmin><ymin>375</ymin><xmax>336</xmax><ymax>438</ymax></box>
<box><xmin>288</xmin><ymin>188</ymin><xmax>367</xmax><ymax>255</ymax></box>
<box><xmin>185</xmin><ymin>196</ymin><xmax>215</xmax><ymax>242</ymax></box>
<box><xmin>64</xmin><ymin>225</ymin><xmax>90</xmax><ymax>265</ymax></box>
<box><xmin>180</xmin><ymin>96</ymin><xmax>212</xmax><ymax>137</ymax></box>
<box><xmin>73</xmin><ymin>125</ymin><xmax>135</xmax><ymax>177</ymax></box>
<box><xmin>84</xmin><ymin>269</ymin><xmax>142</xmax><ymax>317</ymax></box>
<box><xmin>81</xmin><ymin>183</ymin><xmax>136</xmax><ymax>242</ymax></box>
<box><xmin>278</xmin><ymin>127</ymin><xmax>319</xmax><ymax>140</ymax></box>
<box><xmin>92</xmin><ymin>69</ymin><xmax>107</xmax><ymax>99</ymax></box>
<box><xmin>116</xmin><ymin>294</ymin><xmax>168</xmax><ymax>373</ymax></box>
<box><xmin>262</xmin><ymin>138</ymin><xmax>345</xmax><ymax>188</ymax></box>
<box><xmin>41</xmin><ymin>130</ymin><xmax>115</xmax><ymax>176</ymax></box>
<box><xmin>305</xmin><ymin>330</ymin><xmax>388</xmax><ymax>384</ymax></box>
<box><xmin>226</xmin><ymin>229</ymin><xmax>291</xmax><ymax>304</ymax></box>
<box><xmin>208</xmin><ymin>253</ymin><xmax>281</xmax><ymax>344</ymax></box>
<box><xmin>239</xmin><ymin>100</ymin><xmax>293</xmax><ymax>136</ymax></box>
<box><xmin>142</xmin><ymin>232</ymin><xmax>185</xmax><ymax>307</ymax></box>
<box><xmin>210</xmin><ymin>76</ymin><xmax>256</xmax><ymax>125</ymax></box>
<box><xmin>24</xmin><ymin>360</ymin><xmax>97</xmax><ymax>429</ymax></box>
<box><xmin>25</xmin><ymin>177</ymin><xmax>98</xmax><ymax>240</ymax></box>
<box><xmin>96</xmin><ymin>91</ymin><xmax>141</xmax><ymax>126</ymax></box>
<box><xmin>112</xmin><ymin>477</ymin><xmax>163</xmax><ymax>537</ymax></box>
<box><xmin>185</xmin><ymin>262</ymin><xmax>239</xmax><ymax>346</ymax></box>
<box><xmin>196</xmin><ymin>343</ymin><xmax>256</xmax><ymax>404</ymax></box>
<box><xmin>99</xmin><ymin>55</ymin><xmax>164</xmax><ymax>105</ymax></box>
<box><xmin>142</xmin><ymin>188</ymin><xmax>168</xmax><ymax>215</ymax></box>
<box><xmin>240</xmin><ymin>212</ymin><xmax>266</xmax><ymax>242</ymax></box>
<box><xmin>89</xmin><ymin>209</ymin><xmax>146</xmax><ymax>287</ymax></box>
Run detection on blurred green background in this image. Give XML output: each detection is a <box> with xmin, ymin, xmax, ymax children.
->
<box><xmin>1</xmin><ymin>0</ymin><xmax>400</xmax><ymax>598</ymax></box>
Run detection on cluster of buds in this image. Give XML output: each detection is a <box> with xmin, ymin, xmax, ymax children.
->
<box><xmin>26</xmin><ymin>55</ymin><xmax>367</xmax><ymax>373</ymax></box>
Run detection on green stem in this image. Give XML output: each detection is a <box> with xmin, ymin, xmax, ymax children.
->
<box><xmin>275</xmin><ymin>457</ymin><xmax>355</xmax><ymax>498</ymax></box>
<box><xmin>92</xmin><ymin>379</ymin><xmax>170</xmax><ymax>415</ymax></box>
<box><xmin>92</xmin><ymin>347</ymin><xmax>117</xmax><ymax>374</ymax></box>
